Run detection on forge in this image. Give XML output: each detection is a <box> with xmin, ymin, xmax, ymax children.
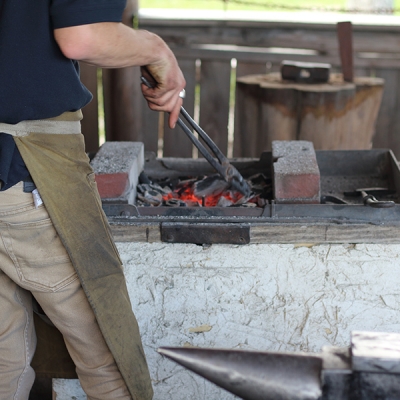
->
<box><xmin>95</xmin><ymin>141</ymin><xmax>400</xmax><ymax>245</ymax></box>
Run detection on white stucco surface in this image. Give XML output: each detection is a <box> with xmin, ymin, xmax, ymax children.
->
<box><xmin>52</xmin><ymin>379</ymin><xmax>87</xmax><ymax>399</ymax></box>
<box><xmin>116</xmin><ymin>242</ymin><xmax>400</xmax><ymax>400</ymax></box>
<box><xmin>55</xmin><ymin>242</ymin><xmax>400</xmax><ymax>399</ymax></box>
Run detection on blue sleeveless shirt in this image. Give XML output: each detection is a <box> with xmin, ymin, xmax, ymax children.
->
<box><xmin>0</xmin><ymin>0</ymin><xmax>126</xmax><ymax>189</ymax></box>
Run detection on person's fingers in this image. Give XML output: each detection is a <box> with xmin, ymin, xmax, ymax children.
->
<box><xmin>142</xmin><ymin>88</ymin><xmax>182</xmax><ymax>129</ymax></box>
<box><xmin>143</xmin><ymin>86</ymin><xmax>183</xmax><ymax>110</ymax></box>
<box><xmin>168</xmin><ymin>98</ymin><xmax>183</xmax><ymax>129</ymax></box>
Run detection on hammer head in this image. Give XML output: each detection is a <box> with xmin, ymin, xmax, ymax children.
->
<box><xmin>281</xmin><ymin>60</ymin><xmax>331</xmax><ymax>83</ymax></box>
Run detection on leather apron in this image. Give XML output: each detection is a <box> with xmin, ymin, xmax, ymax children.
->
<box><xmin>0</xmin><ymin>111</ymin><xmax>153</xmax><ymax>400</ymax></box>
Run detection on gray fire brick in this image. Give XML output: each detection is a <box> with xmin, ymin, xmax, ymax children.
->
<box><xmin>272</xmin><ymin>140</ymin><xmax>320</xmax><ymax>204</ymax></box>
<box><xmin>90</xmin><ymin>141</ymin><xmax>144</xmax><ymax>204</ymax></box>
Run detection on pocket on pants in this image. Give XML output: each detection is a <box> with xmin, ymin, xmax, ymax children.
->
<box><xmin>4</xmin><ymin>217</ymin><xmax>78</xmax><ymax>292</ymax></box>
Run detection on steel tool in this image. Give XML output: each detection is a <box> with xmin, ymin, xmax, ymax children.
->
<box><xmin>343</xmin><ymin>187</ymin><xmax>396</xmax><ymax>208</ymax></box>
<box><xmin>281</xmin><ymin>60</ymin><xmax>331</xmax><ymax>83</ymax></box>
<box><xmin>141</xmin><ymin>76</ymin><xmax>251</xmax><ymax>197</ymax></box>
<box><xmin>320</xmin><ymin>194</ymin><xmax>348</xmax><ymax>205</ymax></box>
<box><xmin>158</xmin><ymin>331</ymin><xmax>400</xmax><ymax>400</ymax></box>
<box><xmin>158</xmin><ymin>347</ymin><xmax>323</xmax><ymax>400</ymax></box>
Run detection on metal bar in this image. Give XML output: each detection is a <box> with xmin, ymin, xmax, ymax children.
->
<box><xmin>337</xmin><ymin>21</ymin><xmax>354</xmax><ymax>82</ymax></box>
<box><xmin>161</xmin><ymin>222</ymin><xmax>250</xmax><ymax>244</ymax></box>
<box><xmin>104</xmin><ymin>202</ymin><xmax>400</xmax><ymax>223</ymax></box>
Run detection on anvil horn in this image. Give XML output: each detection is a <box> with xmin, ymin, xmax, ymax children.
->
<box><xmin>158</xmin><ymin>347</ymin><xmax>323</xmax><ymax>400</ymax></box>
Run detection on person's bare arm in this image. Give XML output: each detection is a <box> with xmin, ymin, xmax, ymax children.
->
<box><xmin>54</xmin><ymin>22</ymin><xmax>185</xmax><ymax>128</ymax></box>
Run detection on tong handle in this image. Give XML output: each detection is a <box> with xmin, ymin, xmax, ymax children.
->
<box><xmin>179</xmin><ymin>107</ymin><xmax>228</xmax><ymax>166</ymax></box>
<box><xmin>176</xmin><ymin>117</ymin><xmax>229</xmax><ymax>179</ymax></box>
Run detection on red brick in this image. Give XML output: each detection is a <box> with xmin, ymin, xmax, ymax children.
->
<box><xmin>90</xmin><ymin>142</ymin><xmax>144</xmax><ymax>203</ymax></box>
<box><xmin>94</xmin><ymin>172</ymin><xmax>129</xmax><ymax>199</ymax></box>
<box><xmin>272</xmin><ymin>140</ymin><xmax>320</xmax><ymax>204</ymax></box>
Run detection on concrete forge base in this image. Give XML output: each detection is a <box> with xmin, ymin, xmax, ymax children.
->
<box><xmin>55</xmin><ymin>242</ymin><xmax>400</xmax><ymax>400</ymax></box>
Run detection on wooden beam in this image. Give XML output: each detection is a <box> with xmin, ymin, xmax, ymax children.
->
<box><xmin>110</xmin><ymin>222</ymin><xmax>400</xmax><ymax>244</ymax></box>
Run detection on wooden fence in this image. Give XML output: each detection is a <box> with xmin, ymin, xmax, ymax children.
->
<box><xmin>80</xmin><ymin>6</ymin><xmax>400</xmax><ymax>160</ymax></box>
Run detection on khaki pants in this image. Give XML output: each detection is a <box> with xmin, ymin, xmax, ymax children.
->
<box><xmin>0</xmin><ymin>183</ymin><xmax>131</xmax><ymax>400</ymax></box>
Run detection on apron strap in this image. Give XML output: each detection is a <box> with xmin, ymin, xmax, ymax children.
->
<box><xmin>0</xmin><ymin>111</ymin><xmax>82</xmax><ymax>137</ymax></box>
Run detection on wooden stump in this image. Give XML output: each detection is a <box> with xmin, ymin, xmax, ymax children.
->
<box><xmin>233</xmin><ymin>73</ymin><xmax>384</xmax><ymax>157</ymax></box>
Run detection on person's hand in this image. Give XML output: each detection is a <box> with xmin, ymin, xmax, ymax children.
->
<box><xmin>140</xmin><ymin>55</ymin><xmax>186</xmax><ymax>129</ymax></box>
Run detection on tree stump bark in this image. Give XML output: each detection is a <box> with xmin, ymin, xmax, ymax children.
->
<box><xmin>233</xmin><ymin>73</ymin><xmax>384</xmax><ymax>157</ymax></box>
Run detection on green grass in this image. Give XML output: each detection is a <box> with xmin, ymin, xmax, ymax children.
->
<box><xmin>140</xmin><ymin>0</ymin><xmax>400</xmax><ymax>12</ymax></box>
<box><xmin>140</xmin><ymin>0</ymin><xmax>344</xmax><ymax>11</ymax></box>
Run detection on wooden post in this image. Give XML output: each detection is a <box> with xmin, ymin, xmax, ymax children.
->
<box><xmin>102</xmin><ymin>0</ymin><xmax>137</xmax><ymax>142</ymax></box>
<box><xmin>80</xmin><ymin>1</ymin><xmax>141</xmax><ymax>154</ymax></box>
<box><xmin>233</xmin><ymin>73</ymin><xmax>384</xmax><ymax>157</ymax></box>
<box><xmin>102</xmin><ymin>0</ymin><xmax>152</xmax><ymax>146</ymax></box>
<box><xmin>80</xmin><ymin>63</ymin><xmax>99</xmax><ymax>154</ymax></box>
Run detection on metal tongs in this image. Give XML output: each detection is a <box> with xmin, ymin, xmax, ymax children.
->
<box><xmin>141</xmin><ymin>76</ymin><xmax>251</xmax><ymax>197</ymax></box>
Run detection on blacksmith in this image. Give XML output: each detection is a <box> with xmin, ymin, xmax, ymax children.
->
<box><xmin>0</xmin><ymin>0</ymin><xmax>185</xmax><ymax>399</ymax></box>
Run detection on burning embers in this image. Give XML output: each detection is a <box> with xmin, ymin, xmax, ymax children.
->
<box><xmin>136</xmin><ymin>173</ymin><xmax>271</xmax><ymax>208</ymax></box>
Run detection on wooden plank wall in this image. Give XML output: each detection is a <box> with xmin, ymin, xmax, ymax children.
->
<box><xmin>80</xmin><ymin>10</ymin><xmax>400</xmax><ymax>159</ymax></box>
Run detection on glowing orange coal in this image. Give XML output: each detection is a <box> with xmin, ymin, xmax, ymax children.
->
<box><xmin>162</xmin><ymin>181</ymin><xmax>245</xmax><ymax>207</ymax></box>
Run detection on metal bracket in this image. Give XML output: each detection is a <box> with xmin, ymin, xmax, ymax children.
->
<box><xmin>161</xmin><ymin>222</ymin><xmax>250</xmax><ymax>245</ymax></box>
